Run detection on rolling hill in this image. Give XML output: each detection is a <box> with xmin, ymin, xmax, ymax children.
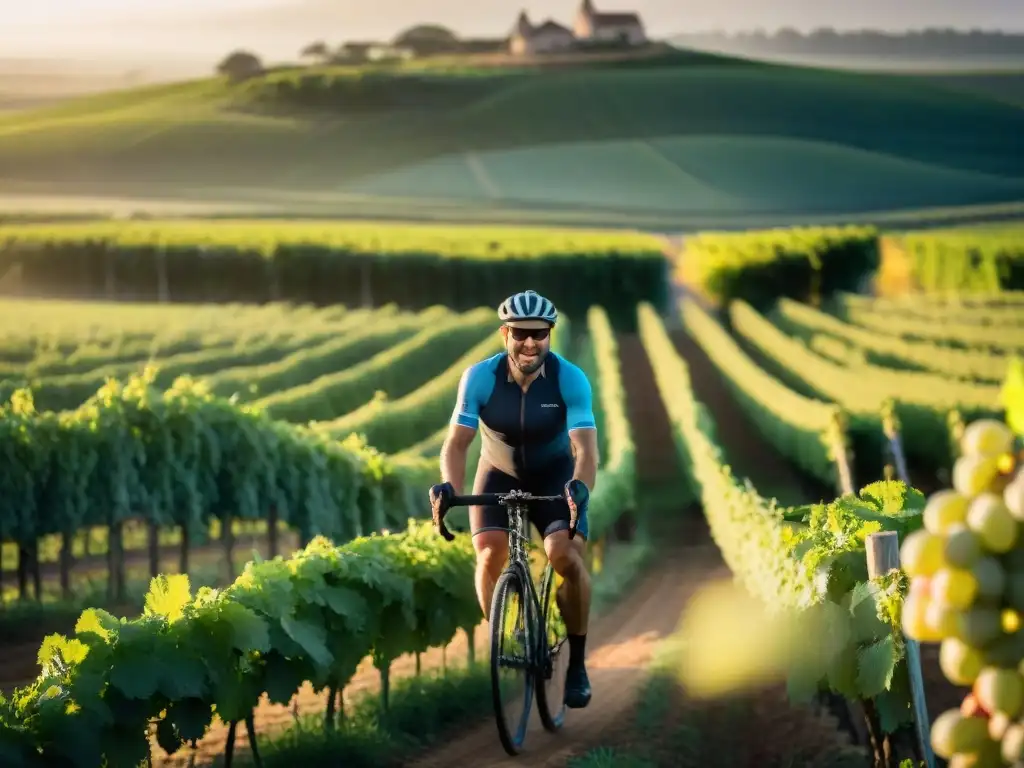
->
<box><xmin>0</xmin><ymin>54</ymin><xmax>1022</xmax><ymax>223</ymax></box>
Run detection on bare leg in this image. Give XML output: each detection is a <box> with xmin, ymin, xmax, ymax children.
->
<box><xmin>545</xmin><ymin>530</ymin><xmax>590</xmax><ymax>635</ymax></box>
<box><xmin>473</xmin><ymin>530</ymin><xmax>509</xmax><ymax>618</ymax></box>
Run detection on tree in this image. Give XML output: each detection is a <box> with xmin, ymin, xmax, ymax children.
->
<box><xmin>392</xmin><ymin>24</ymin><xmax>460</xmax><ymax>56</ymax></box>
<box><xmin>216</xmin><ymin>50</ymin><xmax>264</xmax><ymax>82</ymax></box>
<box><xmin>301</xmin><ymin>41</ymin><xmax>330</xmax><ymax>64</ymax></box>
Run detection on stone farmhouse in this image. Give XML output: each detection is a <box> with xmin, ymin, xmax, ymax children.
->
<box><xmin>509</xmin><ymin>0</ymin><xmax>647</xmax><ymax>55</ymax></box>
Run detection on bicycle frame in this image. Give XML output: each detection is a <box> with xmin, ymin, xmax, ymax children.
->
<box><xmin>437</xmin><ymin>489</ymin><xmax>569</xmax><ymax>755</ymax></box>
<box><xmin>439</xmin><ymin>489</ymin><xmax>565</xmax><ymax>669</ymax></box>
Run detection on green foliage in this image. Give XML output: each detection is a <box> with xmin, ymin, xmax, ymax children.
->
<box><xmin>729</xmin><ymin>299</ymin><xmax>1002</xmax><ymax>477</ymax></box>
<box><xmin>833</xmin><ymin>294</ymin><xmax>1024</xmax><ymax>354</ymax></box>
<box><xmin>680</xmin><ymin>299</ymin><xmax>840</xmax><ymax>486</ymax></box>
<box><xmin>0</xmin><ymin>220</ymin><xmax>668</xmax><ymax>329</ymax></box>
<box><xmin>676</xmin><ymin>225</ymin><xmax>878</xmax><ymax>308</ymax></box>
<box><xmin>0</xmin><ymin>300</ymin><xmax>344</xmax><ymax>380</ymax></box>
<box><xmin>318</xmin><ymin>332</ymin><xmax>505</xmax><ymax>453</ymax></box>
<box><xmin>8</xmin><ymin>308</ymin><xmax>384</xmax><ymax>412</ymax></box>
<box><xmin>1002</xmin><ymin>356</ymin><xmax>1024</xmax><ymax>437</ymax></box>
<box><xmin>580</xmin><ymin>306</ymin><xmax>636</xmax><ymax>538</ymax></box>
<box><xmin>0</xmin><ymin>368</ymin><xmax>436</xmax><ymax>551</ymax></box>
<box><xmin>638</xmin><ymin>302</ymin><xmax>917</xmax><ymax>731</ymax></box>
<box><xmin>258</xmin><ymin>308</ymin><xmax>493</xmax><ymax>423</ymax></box>
<box><xmin>881</xmin><ymin>226</ymin><xmax>1024</xmax><ymax>294</ymax></box>
<box><xmin>772</xmin><ymin>296</ymin><xmax>1013</xmax><ymax>385</ymax></box>
<box><xmin>0</xmin><ymin>520</ymin><xmax>479</xmax><ymax>766</ymax></box>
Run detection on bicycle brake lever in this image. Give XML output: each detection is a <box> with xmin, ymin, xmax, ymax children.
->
<box><xmin>437</xmin><ymin>520</ymin><xmax>455</xmax><ymax>542</ymax></box>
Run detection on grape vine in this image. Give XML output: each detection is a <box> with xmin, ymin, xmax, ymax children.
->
<box><xmin>0</xmin><ymin>520</ymin><xmax>478</xmax><ymax>767</ymax></box>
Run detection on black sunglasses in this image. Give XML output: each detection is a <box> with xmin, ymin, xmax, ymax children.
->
<box><xmin>506</xmin><ymin>326</ymin><xmax>550</xmax><ymax>341</ymax></box>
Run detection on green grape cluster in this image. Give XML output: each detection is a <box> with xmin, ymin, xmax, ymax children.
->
<box><xmin>900</xmin><ymin>416</ymin><xmax>1024</xmax><ymax>766</ymax></box>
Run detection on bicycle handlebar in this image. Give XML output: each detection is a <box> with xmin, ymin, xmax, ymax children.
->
<box><xmin>433</xmin><ymin>490</ymin><xmax>566</xmax><ymax>541</ymax></box>
<box><xmin>449</xmin><ymin>491</ymin><xmax>565</xmax><ymax>507</ymax></box>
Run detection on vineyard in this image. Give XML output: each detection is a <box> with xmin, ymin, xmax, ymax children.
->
<box><xmin>0</xmin><ymin>217</ymin><xmax>1021</xmax><ymax>767</ymax></box>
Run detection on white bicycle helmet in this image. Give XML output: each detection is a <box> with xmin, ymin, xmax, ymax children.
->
<box><xmin>498</xmin><ymin>290</ymin><xmax>558</xmax><ymax>328</ymax></box>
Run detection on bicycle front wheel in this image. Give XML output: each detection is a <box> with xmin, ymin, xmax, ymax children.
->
<box><xmin>535</xmin><ymin>563</ymin><xmax>569</xmax><ymax>732</ymax></box>
<box><xmin>489</xmin><ymin>568</ymin><xmax>535</xmax><ymax>756</ymax></box>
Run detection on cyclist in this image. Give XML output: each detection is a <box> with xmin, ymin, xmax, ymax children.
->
<box><xmin>429</xmin><ymin>289</ymin><xmax>598</xmax><ymax>710</ymax></box>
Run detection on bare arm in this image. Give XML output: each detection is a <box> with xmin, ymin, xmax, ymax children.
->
<box><xmin>440</xmin><ymin>423</ymin><xmax>477</xmax><ymax>494</ymax></box>
<box><xmin>569</xmin><ymin>427</ymin><xmax>599</xmax><ymax>491</ymax></box>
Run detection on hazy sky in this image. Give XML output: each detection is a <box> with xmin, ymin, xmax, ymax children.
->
<box><xmin>4</xmin><ymin>0</ymin><xmax>1024</xmax><ymax>69</ymax></box>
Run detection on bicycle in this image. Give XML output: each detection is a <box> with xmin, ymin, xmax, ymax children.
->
<box><xmin>436</xmin><ymin>490</ymin><xmax>570</xmax><ymax>756</ymax></box>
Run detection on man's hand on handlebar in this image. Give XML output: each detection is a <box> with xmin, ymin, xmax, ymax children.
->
<box><xmin>564</xmin><ymin>479</ymin><xmax>590</xmax><ymax>540</ymax></box>
<box><xmin>429</xmin><ymin>482</ymin><xmax>456</xmax><ymax>541</ymax></box>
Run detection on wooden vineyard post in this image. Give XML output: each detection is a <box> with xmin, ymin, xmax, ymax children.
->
<box><xmin>881</xmin><ymin>400</ymin><xmax>911</xmax><ymax>484</ymax></box>
<box><xmin>827</xmin><ymin>408</ymin><xmax>855</xmax><ymax>496</ymax></box>
<box><xmin>865</xmin><ymin>531</ymin><xmax>936</xmax><ymax>768</ymax></box>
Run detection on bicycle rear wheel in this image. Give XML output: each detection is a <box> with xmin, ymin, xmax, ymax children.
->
<box><xmin>535</xmin><ymin>563</ymin><xmax>569</xmax><ymax>732</ymax></box>
<box><xmin>489</xmin><ymin>568</ymin><xmax>535</xmax><ymax>755</ymax></box>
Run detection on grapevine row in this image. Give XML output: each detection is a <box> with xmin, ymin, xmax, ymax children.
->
<box><xmin>0</xmin><ymin>520</ymin><xmax>479</xmax><ymax>768</ymax></box>
<box><xmin>0</xmin><ymin>219</ymin><xmax>668</xmax><ymax>327</ymax></box>
<box><xmin>638</xmin><ymin>302</ymin><xmax>921</xmax><ymax>747</ymax></box>
<box><xmin>772</xmin><ymin>297</ymin><xmax>1012</xmax><ymax>385</ymax></box>
<box><xmin>729</xmin><ymin>299</ymin><xmax>1002</xmax><ymax>476</ymax></box>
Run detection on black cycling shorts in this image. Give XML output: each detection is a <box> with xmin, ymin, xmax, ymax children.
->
<box><xmin>468</xmin><ymin>458</ymin><xmax>589</xmax><ymax>540</ymax></box>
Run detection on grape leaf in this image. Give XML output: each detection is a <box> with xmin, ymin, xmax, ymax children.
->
<box><xmin>158</xmin><ymin>651</ymin><xmax>207</xmax><ymax>701</ymax></box>
<box><xmin>73</xmin><ymin>608</ymin><xmax>119</xmax><ymax>643</ymax></box>
<box><xmin>1001</xmin><ymin>357</ymin><xmax>1024</xmax><ymax>437</ymax></box>
<box><xmin>875</xmin><ymin>666</ymin><xmax>913</xmax><ymax>734</ymax></box>
<box><xmin>856</xmin><ymin>634</ymin><xmax>899</xmax><ymax>698</ymax></box>
<box><xmin>281</xmin><ymin>615</ymin><xmax>333</xmax><ymax>670</ymax></box>
<box><xmin>155</xmin><ymin>718</ymin><xmax>181</xmax><ymax>756</ymax></box>
<box><xmin>826</xmin><ymin>644</ymin><xmax>860</xmax><ymax>699</ymax></box>
<box><xmin>220</xmin><ymin>601</ymin><xmax>271</xmax><ymax>654</ymax></box>
<box><xmin>100</xmin><ymin>727</ymin><xmax>151</xmax><ymax>768</ymax></box>
<box><xmin>108</xmin><ymin>650</ymin><xmax>161</xmax><ymax>700</ymax></box>
<box><xmin>168</xmin><ymin>697</ymin><xmax>214</xmax><ymax>743</ymax></box>
<box><xmin>144</xmin><ymin>573</ymin><xmax>192</xmax><ymax>623</ymax></box>
<box><xmin>847</xmin><ymin>581</ymin><xmax>888</xmax><ymax>644</ymax></box>
<box><xmin>857</xmin><ymin>481</ymin><xmax>925</xmax><ymax>518</ymax></box>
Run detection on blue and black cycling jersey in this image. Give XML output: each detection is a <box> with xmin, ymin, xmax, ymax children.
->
<box><xmin>451</xmin><ymin>351</ymin><xmax>596</xmax><ymax>480</ymax></box>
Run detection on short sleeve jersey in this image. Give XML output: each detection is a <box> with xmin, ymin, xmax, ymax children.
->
<box><xmin>450</xmin><ymin>351</ymin><xmax>595</xmax><ymax>480</ymax></box>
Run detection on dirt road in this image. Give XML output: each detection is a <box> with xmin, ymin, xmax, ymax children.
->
<box><xmin>406</xmin><ymin>532</ymin><xmax>728</xmax><ymax>767</ymax></box>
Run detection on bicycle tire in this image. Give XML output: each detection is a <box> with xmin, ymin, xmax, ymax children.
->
<box><xmin>489</xmin><ymin>567</ymin><xmax>535</xmax><ymax>756</ymax></box>
<box><xmin>535</xmin><ymin>563</ymin><xmax>569</xmax><ymax>732</ymax></box>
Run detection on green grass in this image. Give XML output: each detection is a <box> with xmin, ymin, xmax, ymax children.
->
<box><xmin>0</xmin><ymin>58</ymin><xmax>1021</xmax><ymax>223</ymax></box>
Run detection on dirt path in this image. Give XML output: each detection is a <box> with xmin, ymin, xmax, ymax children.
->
<box><xmin>670</xmin><ymin>323</ymin><xmax>832</xmax><ymax>507</ymax></box>
<box><xmin>406</xmin><ymin>534</ymin><xmax>730</xmax><ymax>768</ymax></box>
<box><xmin>617</xmin><ymin>333</ymin><xmax>681</xmax><ymax>489</ymax></box>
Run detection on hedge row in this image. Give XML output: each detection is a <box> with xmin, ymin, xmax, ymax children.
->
<box><xmin>875</xmin><ymin>226</ymin><xmax>1024</xmax><ymax>296</ymax></box>
<box><xmin>675</xmin><ymin>225</ymin><xmax>878</xmax><ymax>309</ymax></box>
<box><xmin>0</xmin><ymin>220</ymin><xmax>669</xmax><ymax>329</ymax></box>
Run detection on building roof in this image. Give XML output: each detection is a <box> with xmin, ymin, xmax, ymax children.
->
<box><xmin>530</xmin><ymin>19</ymin><xmax>573</xmax><ymax>36</ymax></box>
<box><xmin>592</xmin><ymin>12</ymin><xmax>642</xmax><ymax>26</ymax></box>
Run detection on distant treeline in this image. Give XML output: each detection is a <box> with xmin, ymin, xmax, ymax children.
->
<box><xmin>673</xmin><ymin>28</ymin><xmax>1024</xmax><ymax>57</ymax></box>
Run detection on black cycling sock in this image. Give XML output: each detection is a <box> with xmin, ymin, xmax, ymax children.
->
<box><xmin>568</xmin><ymin>633</ymin><xmax>586</xmax><ymax>670</ymax></box>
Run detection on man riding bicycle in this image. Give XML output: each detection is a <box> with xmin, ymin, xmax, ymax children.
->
<box><xmin>429</xmin><ymin>289</ymin><xmax>598</xmax><ymax>710</ymax></box>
